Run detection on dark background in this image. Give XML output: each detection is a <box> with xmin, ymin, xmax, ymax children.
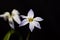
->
<box><xmin>0</xmin><ymin>0</ymin><xmax>59</xmax><ymax>40</ymax></box>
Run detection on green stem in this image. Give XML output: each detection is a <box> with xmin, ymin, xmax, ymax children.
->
<box><xmin>26</xmin><ymin>32</ymin><xmax>31</xmax><ymax>40</ymax></box>
<box><xmin>3</xmin><ymin>29</ymin><xmax>15</xmax><ymax>40</ymax></box>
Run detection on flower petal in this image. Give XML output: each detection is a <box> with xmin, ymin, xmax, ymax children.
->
<box><xmin>33</xmin><ymin>21</ymin><xmax>41</xmax><ymax>29</ymax></box>
<box><xmin>34</xmin><ymin>17</ymin><xmax>43</xmax><ymax>21</ymax></box>
<box><xmin>29</xmin><ymin>22</ymin><xmax>34</xmax><ymax>32</ymax></box>
<box><xmin>12</xmin><ymin>9</ymin><xmax>19</xmax><ymax>15</ymax></box>
<box><xmin>8</xmin><ymin>17</ymin><xmax>14</xmax><ymax>29</ymax></box>
<box><xmin>0</xmin><ymin>12</ymin><xmax>10</xmax><ymax>17</ymax></box>
<box><xmin>19</xmin><ymin>19</ymin><xmax>28</xmax><ymax>26</ymax></box>
<box><xmin>9</xmin><ymin>21</ymin><xmax>14</xmax><ymax>29</ymax></box>
<box><xmin>21</xmin><ymin>15</ymin><xmax>27</xmax><ymax>18</ymax></box>
<box><xmin>0</xmin><ymin>12</ymin><xmax>10</xmax><ymax>20</ymax></box>
<box><xmin>12</xmin><ymin>15</ymin><xmax>21</xmax><ymax>24</ymax></box>
<box><xmin>0</xmin><ymin>15</ymin><xmax>7</xmax><ymax>20</ymax></box>
<box><xmin>27</xmin><ymin>9</ymin><xmax>34</xmax><ymax>18</ymax></box>
<box><xmin>0</xmin><ymin>15</ymin><xmax>4</xmax><ymax>17</ymax></box>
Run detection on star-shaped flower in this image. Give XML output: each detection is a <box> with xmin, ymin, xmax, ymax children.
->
<box><xmin>0</xmin><ymin>9</ymin><xmax>21</xmax><ymax>29</ymax></box>
<box><xmin>20</xmin><ymin>9</ymin><xmax>44</xmax><ymax>32</ymax></box>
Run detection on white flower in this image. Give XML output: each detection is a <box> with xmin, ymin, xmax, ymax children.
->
<box><xmin>0</xmin><ymin>9</ymin><xmax>21</xmax><ymax>29</ymax></box>
<box><xmin>20</xmin><ymin>9</ymin><xmax>44</xmax><ymax>32</ymax></box>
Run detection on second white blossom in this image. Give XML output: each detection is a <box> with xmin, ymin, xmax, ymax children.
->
<box><xmin>20</xmin><ymin>9</ymin><xmax>44</xmax><ymax>32</ymax></box>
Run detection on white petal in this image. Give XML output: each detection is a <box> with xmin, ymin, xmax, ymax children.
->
<box><xmin>0</xmin><ymin>12</ymin><xmax>10</xmax><ymax>20</ymax></box>
<box><xmin>9</xmin><ymin>21</ymin><xmax>14</xmax><ymax>29</ymax></box>
<box><xmin>8</xmin><ymin>17</ymin><xmax>14</xmax><ymax>29</ymax></box>
<box><xmin>29</xmin><ymin>23</ymin><xmax>34</xmax><ymax>32</ymax></box>
<box><xmin>0</xmin><ymin>15</ymin><xmax>7</xmax><ymax>20</ymax></box>
<box><xmin>4</xmin><ymin>12</ymin><xmax>10</xmax><ymax>20</ymax></box>
<box><xmin>0</xmin><ymin>14</ymin><xmax>4</xmax><ymax>17</ymax></box>
<box><xmin>21</xmin><ymin>15</ymin><xmax>27</xmax><ymax>18</ymax></box>
<box><xmin>34</xmin><ymin>17</ymin><xmax>43</xmax><ymax>21</ymax></box>
<box><xmin>12</xmin><ymin>9</ymin><xmax>20</xmax><ymax>15</ymax></box>
<box><xmin>0</xmin><ymin>12</ymin><xmax>10</xmax><ymax>17</ymax></box>
<box><xmin>12</xmin><ymin>15</ymin><xmax>21</xmax><ymax>24</ymax></box>
<box><xmin>4</xmin><ymin>12</ymin><xmax>10</xmax><ymax>16</ymax></box>
<box><xmin>27</xmin><ymin>9</ymin><xmax>34</xmax><ymax>18</ymax></box>
<box><xmin>19</xmin><ymin>19</ymin><xmax>28</xmax><ymax>26</ymax></box>
<box><xmin>33</xmin><ymin>21</ymin><xmax>41</xmax><ymax>29</ymax></box>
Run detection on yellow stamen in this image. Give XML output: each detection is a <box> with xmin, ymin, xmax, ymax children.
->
<box><xmin>28</xmin><ymin>18</ymin><xmax>33</xmax><ymax>22</ymax></box>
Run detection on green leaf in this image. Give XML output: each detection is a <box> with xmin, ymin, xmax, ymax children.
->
<box><xmin>3</xmin><ymin>29</ymin><xmax>15</xmax><ymax>40</ymax></box>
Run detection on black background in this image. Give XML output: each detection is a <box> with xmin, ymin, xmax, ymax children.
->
<box><xmin>0</xmin><ymin>0</ymin><xmax>59</xmax><ymax>40</ymax></box>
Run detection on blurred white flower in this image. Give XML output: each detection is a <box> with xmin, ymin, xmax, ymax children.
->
<box><xmin>20</xmin><ymin>9</ymin><xmax>44</xmax><ymax>32</ymax></box>
<box><xmin>0</xmin><ymin>9</ymin><xmax>21</xmax><ymax>29</ymax></box>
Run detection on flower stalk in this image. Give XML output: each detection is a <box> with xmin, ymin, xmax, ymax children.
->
<box><xmin>3</xmin><ymin>29</ymin><xmax>15</xmax><ymax>40</ymax></box>
<box><xmin>26</xmin><ymin>31</ymin><xmax>31</xmax><ymax>40</ymax></box>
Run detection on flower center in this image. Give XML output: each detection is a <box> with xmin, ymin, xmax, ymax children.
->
<box><xmin>28</xmin><ymin>18</ymin><xmax>33</xmax><ymax>22</ymax></box>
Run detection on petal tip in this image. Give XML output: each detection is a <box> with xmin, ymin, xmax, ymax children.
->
<box><xmin>30</xmin><ymin>29</ymin><xmax>33</xmax><ymax>32</ymax></box>
<box><xmin>28</xmin><ymin>9</ymin><xmax>34</xmax><ymax>18</ymax></box>
<box><xmin>29</xmin><ymin>9</ymin><xmax>34</xmax><ymax>12</ymax></box>
<box><xmin>12</xmin><ymin>9</ymin><xmax>19</xmax><ymax>15</ymax></box>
